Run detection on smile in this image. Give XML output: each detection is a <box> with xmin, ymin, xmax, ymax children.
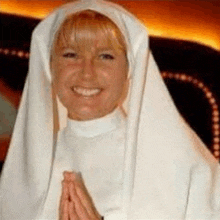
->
<box><xmin>72</xmin><ymin>86</ymin><xmax>101</xmax><ymax>97</ymax></box>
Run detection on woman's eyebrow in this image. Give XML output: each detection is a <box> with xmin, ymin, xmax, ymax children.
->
<box><xmin>59</xmin><ymin>46</ymin><xmax>77</xmax><ymax>50</ymax></box>
<box><xmin>96</xmin><ymin>47</ymin><xmax>115</xmax><ymax>52</ymax></box>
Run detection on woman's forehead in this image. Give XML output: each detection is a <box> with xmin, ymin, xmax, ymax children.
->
<box><xmin>52</xmin><ymin>10</ymin><xmax>127</xmax><ymax>54</ymax></box>
<box><xmin>54</xmin><ymin>28</ymin><xmax>125</xmax><ymax>53</ymax></box>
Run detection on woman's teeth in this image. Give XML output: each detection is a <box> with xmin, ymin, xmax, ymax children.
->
<box><xmin>73</xmin><ymin>87</ymin><xmax>101</xmax><ymax>97</ymax></box>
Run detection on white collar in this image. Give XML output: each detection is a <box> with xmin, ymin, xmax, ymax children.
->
<box><xmin>65</xmin><ymin>108</ymin><xmax>125</xmax><ymax>138</ymax></box>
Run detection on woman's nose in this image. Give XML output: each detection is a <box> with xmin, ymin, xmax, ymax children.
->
<box><xmin>81</xmin><ymin>58</ymin><xmax>95</xmax><ymax>80</ymax></box>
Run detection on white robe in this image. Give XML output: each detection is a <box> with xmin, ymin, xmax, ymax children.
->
<box><xmin>40</xmin><ymin>109</ymin><xmax>126</xmax><ymax>219</ymax></box>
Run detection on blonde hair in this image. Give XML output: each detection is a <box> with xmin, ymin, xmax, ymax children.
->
<box><xmin>52</xmin><ymin>9</ymin><xmax>127</xmax><ymax>54</ymax></box>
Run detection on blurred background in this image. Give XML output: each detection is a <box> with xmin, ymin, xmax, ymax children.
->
<box><xmin>1</xmin><ymin>0</ymin><xmax>220</xmax><ymax>172</ymax></box>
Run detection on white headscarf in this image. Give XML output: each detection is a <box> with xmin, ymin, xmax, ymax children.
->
<box><xmin>1</xmin><ymin>0</ymin><xmax>220</xmax><ymax>219</ymax></box>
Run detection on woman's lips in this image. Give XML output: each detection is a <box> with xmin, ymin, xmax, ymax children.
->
<box><xmin>71</xmin><ymin>86</ymin><xmax>102</xmax><ymax>97</ymax></box>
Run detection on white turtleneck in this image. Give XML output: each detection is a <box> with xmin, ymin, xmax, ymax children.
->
<box><xmin>40</xmin><ymin>108</ymin><xmax>126</xmax><ymax>219</ymax></box>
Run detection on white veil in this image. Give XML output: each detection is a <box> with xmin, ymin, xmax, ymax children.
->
<box><xmin>1</xmin><ymin>0</ymin><xmax>220</xmax><ymax>219</ymax></box>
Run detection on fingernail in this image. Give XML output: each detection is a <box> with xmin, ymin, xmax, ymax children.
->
<box><xmin>77</xmin><ymin>172</ymin><xmax>82</xmax><ymax>177</ymax></box>
<box><xmin>76</xmin><ymin>172</ymin><xmax>83</xmax><ymax>181</ymax></box>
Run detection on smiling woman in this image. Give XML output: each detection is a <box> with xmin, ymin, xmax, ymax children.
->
<box><xmin>1</xmin><ymin>1</ymin><xmax>220</xmax><ymax>220</ymax></box>
<box><xmin>51</xmin><ymin>10</ymin><xmax>128</xmax><ymax>121</ymax></box>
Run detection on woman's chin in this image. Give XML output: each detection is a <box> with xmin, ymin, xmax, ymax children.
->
<box><xmin>68</xmin><ymin>107</ymin><xmax>108</xmax><ymax>121</ymax></box>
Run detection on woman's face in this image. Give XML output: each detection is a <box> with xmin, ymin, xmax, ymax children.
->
<box><xmin>51</xmin><ymin>38</ymin><xmax>128</xmax><ymax>121</ymax></box>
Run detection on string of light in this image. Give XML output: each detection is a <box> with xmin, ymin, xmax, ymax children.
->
<box><xmin>0</xmin><ymin>47</ymin><xmax>29</xmax><ymax>59</ymax></box>
<box><xmin>162</xmin><ymin>72</ymin><xmax>220</xmax><ymax>161</ymax></box>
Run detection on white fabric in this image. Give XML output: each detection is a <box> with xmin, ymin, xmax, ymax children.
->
<box><xmin>40</xmin><ymin>108</ymin><xmax>126</xmax><ymax>219</ymax></box>
<box><xmin>65</xmin><ymin>107</ymin><xmax>124</xmax><ymax>138</ymax></box>
<box><xmin>1</xmin><ymin>0</ymin><xmax>220</xmax><ymax>219</ymax></box>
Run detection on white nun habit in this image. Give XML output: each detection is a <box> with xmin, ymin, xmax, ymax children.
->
<box><xmin>1</xmin><ymin>0</ymin><xmax>220</xmax><ymax>219</ymax></box>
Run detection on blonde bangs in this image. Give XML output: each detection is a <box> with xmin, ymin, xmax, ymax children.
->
<box><xmin>54</xmin><ymin>10</ymin><xmax>126</xmax><ymax>53</ymax></box>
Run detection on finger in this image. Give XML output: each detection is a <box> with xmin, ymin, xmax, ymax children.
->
<box><xmin>60</xmin><ymin>181</ymin><xmax>69</xmax><ymax>206</ymax></box>
<box><xmin>63</xmin><ymin>171</ymin><xmax>73</xmax><ymax>182</ymax></box>
<box><xmin>71</xmin><ymin>173</ymin><xmax>93</xmax><ymax>203</ymax></box>
<box><xmin>62</xmin><ymin>181</ymin><xmax>69</xmax><ymax>200</ymax></box>
<box><xmin>68</xmin><ymin>200</ymin><xmax>79</xmax><ymax>220</ymax></box>
<box><xmin>73</xmin><ymin>173</ymin><xmax>101</xmax><ymax>218</ymax></box>
<box><xmin>59</xmin><ymin>181</ymin><xmax>69</xmax><ymax>219</ymax></box>
<box><xmin>69</xmin><ymin>181</ymin><xmax>90</xmax><ymax>219</ymax></box>
<box><xmin>60</xmin><ymin>199</ymin><xmax>69</xmax><ymax>220</ymax></box>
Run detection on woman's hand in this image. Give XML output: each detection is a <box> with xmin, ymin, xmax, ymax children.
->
<box><xmin>60</xmin><ymin>171</ymin><xmax>102</xmax><ymax>220</ymax></box>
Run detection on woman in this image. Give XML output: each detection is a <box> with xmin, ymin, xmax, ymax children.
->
<box><xmin>1</xmin><ymin>0</ymin><xmax>220</xmax><ymax>219</ymax></box>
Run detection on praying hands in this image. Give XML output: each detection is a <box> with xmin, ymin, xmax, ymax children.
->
<box><xmin>59</xmin><ymin>171</ymin><xmax>102</xmax><ymax>220</ymax></box>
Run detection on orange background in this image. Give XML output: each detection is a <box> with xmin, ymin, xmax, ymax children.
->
<box><xmin>1</xmin><ymin>0</ymin><xmax>220</xmax><ymax>50</ymax></box>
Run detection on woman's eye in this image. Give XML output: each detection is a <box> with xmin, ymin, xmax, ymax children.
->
<box><xmin>62</xmin><ymin>52</ymin><xmax>78</xmax><ymax>58</ymax></box>
<box><xmin>99</xmin><ymin>54</ymin><xmax>115</xmax><ymax>60</ymax></box>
